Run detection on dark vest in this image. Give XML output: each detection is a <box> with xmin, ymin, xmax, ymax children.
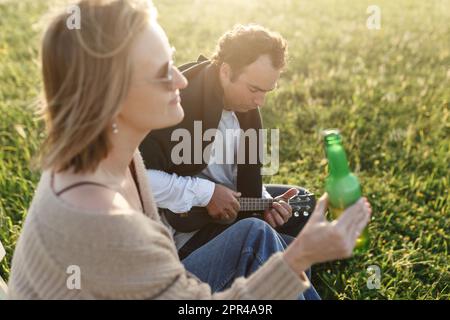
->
<box><xmin>139</xmin><ymin>56</ymin><xmax>263</xmax><ymax>197</ymax></box>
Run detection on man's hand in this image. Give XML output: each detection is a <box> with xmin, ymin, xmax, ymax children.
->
<box><xmin>206</xmin><ymin>184</ymin><xmax>241</xmax><ymax>222</ymax></box>
<box><xmin>263</xmin><ymin>188</ymin><xmax>298</xmax><ymax>228</ymax></box>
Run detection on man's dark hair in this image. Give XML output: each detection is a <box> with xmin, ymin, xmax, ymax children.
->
<box><xmin>211</xmin><ymin>24</ymin><xmax>288</xmax><ymax>81</ymax></box>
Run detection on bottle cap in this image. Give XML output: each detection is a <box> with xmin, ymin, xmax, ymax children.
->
<box><xmin>322</xmin><ymin>128</ymin><xmax>342</xmax><ymax>144</ymax></box>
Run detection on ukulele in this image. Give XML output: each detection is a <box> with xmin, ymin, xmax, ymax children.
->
<box><xmin>160</xmin><ymin>191</ymin><xmax>315</xmax><ymax>232</ymax></box>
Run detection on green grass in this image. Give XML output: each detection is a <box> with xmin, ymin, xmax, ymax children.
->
<box><xmin>1</xmin><ymin>0</ymin><xmax>449</xmax><ymax>299</ymax></box>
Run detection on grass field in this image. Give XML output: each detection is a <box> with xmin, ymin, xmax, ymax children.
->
<box><xmin>0</xmin><ymin>0</ymin><xmax>449</xmax><ymax>299</ymax></box>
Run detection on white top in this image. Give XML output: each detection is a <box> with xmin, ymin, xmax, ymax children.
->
<box><xmin>196</xmin><ymin>109</ymin><xmax>240</xmax><ymax>190</ymax></box>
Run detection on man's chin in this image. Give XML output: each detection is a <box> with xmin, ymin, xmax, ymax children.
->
<box><xmin>243</xmin><ymin>106</ymin><xmax>259</xmax><ymax>112</ymax></box>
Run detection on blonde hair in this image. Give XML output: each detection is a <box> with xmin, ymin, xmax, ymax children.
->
<box><xmin>39</xmin><ymin>0</ymin><xmax>156</xmax><ymax>173</ymax></box>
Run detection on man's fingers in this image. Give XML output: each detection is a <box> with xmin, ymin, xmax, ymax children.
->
<box><xmin>219</xmin><ymin>209</ymin><xmax>229</xmax><ymax>220</ymax></box>
<box><xmin>273</xmin><ymin>202</ymin><xmax>291</xmax><ymax>222</ymax></box>
<box><xmin>280</xmin><ymin>188</ymin><xmax>299</xmax><ymax>201</ymax></box>
<box><xmin>230</xmin><ymin>206</ymin><xmax>239</xmax><ymax>218</ymax></box>
<box><xmin>225</xmin><ymin>206</ymin><xmax>238</xmax><ymax>219</ymax></box>
<box><xmin>231</xmin><ymin>197</ymin><xmax>240</xmax><ymax>212</ymax></box>
<box><xmin>286</xmin><ymin>203</ymin><xmax>293</xmax><ymax>216</ymax></box>
<box><xmin>271</xmin><ymin>209</ymin><xmax>285</xmax><ymax>226</ymax></box>
<box><xmin>264</xmin><ymin>211</ymin><xmax>276</xmax><ymax>228</ymax></box>
<box><xmin>278</xmin><ymin>200</ymin><xmax>292</xmax><ymax>215</ymax></box>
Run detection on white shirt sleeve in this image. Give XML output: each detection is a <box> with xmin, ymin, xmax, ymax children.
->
<box><xmin>262</xmin><ymin>185</ymin><xmax>273</xmax><ymax>199</ymax></box>
<box><xmin>146</xmin><ymin>169</ymin><xmax>215</xmax><ymax>213</ymax></box>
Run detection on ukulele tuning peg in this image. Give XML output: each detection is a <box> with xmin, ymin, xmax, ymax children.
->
<box><xmin>302</xmin><ymin>211</ymin><xmax>309</xmax><ymax>217</ymax></box>
<box><xmin>293</xmin><ymin>211</ymin><xmax>300</xmax><ymax>217</ymax></box>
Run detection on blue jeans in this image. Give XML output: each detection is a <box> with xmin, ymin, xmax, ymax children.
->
<box><xmin>182</xmin><ymin>218</ymin><xmax>321</xmax><ymax>300</ymax></box>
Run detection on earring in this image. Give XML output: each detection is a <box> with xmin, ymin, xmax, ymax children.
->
<box><xmin>112</xmin><ymin>122</ymin><xmax>119</xmax><ymax>134</ymax></box>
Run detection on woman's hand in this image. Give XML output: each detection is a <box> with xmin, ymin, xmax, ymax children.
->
<box><xmin>283</xmin><ymin>193</ymin><xmax>372</xmax><ymax>275</ymax></box>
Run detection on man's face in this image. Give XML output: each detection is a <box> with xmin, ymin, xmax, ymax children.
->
<box><xmin>220</xmin><ymin>54</ymin><xmax>280</xmax><ymax>113</ymax></box>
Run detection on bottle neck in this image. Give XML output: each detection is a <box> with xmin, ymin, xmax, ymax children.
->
<box><xmin>326</xmin><ymin>143</ymin><xmax>350</xmax><ymax>178</ymax></box>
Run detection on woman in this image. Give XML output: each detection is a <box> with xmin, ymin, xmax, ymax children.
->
<box><xmin>8</xmin><ymin>0</ymin><xmax>371</xmax><ymax>299</ymax></box>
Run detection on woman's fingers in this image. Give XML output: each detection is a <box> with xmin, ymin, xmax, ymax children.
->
<box><xmin>336</xmin><ymin>198</ymin><xmax>368</xmax><ymax>230</ymax></box>
<box><xmin>288</xmin><ymin>195</ymin><xmax>372</xmax><ymax>268</ymax></box>
<box><xmin>309</xmin><ymin>193</ymin><xmax>328</xmax><ymax>223</ymax></box>
<box><xmin>337</xmin><ymin>198</ymin><xmax>371</xmax><ymax>245</ymax></box>
<box><xmin>348</xmin><ymin>204</ymin><xmax>371</xmax><ymax>243</ymax></box>
<box><xmin>335</xmin><ymin>200</ymin><xmax>370</xmax><ymax>250</ymax></box>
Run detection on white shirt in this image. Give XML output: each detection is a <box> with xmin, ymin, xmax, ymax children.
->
<box><xmin>195</xmin><ymin>109</ymin><xmax>239</xmax><ymax>190</ymax></box>
<box><xmin>148</xmin><ymin>109</ymin><xmax>272</xmax><ymax>250</ymax></box>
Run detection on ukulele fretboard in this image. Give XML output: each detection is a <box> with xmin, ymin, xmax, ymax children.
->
<box><xmin>238</xmin><ymin>198</ymin><xmax>273</xmax><ymax>211</ymax></box>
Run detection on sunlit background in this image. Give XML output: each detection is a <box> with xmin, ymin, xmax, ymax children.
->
<box><xmin>0</xmin><ymin>0</ymin><xmax>449</xmax><ymax>299</ymax></box>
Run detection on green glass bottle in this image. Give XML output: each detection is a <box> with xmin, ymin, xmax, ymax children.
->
<box><xmin>323</xmin><ymin>129</ymin><xmax>369</xmax><ymax>253</ymax></box>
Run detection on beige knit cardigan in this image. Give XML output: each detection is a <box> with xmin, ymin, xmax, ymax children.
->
<box><xmin>7</xmin><ymin>151</ymin><xmax>309</xmax><ymax>299</ymax></box>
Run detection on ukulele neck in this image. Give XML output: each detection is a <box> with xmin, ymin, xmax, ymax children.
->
<box><xmin>238</xmin><ymin>198</ymin><xmax>274</xmax><ymax>211</ymax></box>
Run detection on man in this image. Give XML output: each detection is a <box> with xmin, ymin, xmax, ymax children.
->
<box><xmin>140</xmin><ymin>24</ymin><xmax>315</xmax><ymax>263</ymax></box>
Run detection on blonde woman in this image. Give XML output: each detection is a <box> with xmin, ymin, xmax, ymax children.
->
<box><xmin>8</xmin><ymin>0</ymin><xmax>371</xmax><ymax>299</ymax></box>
